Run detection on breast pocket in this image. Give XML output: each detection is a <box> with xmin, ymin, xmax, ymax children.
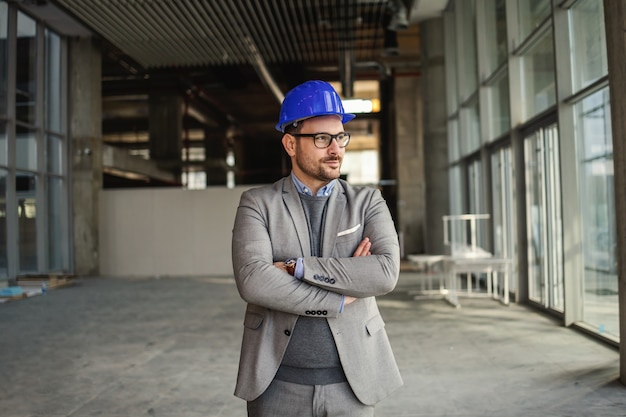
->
<box><xmin>334</xmin><ymin>223</ymin><xmax>363</xmax><ymax>257</ymax></box>
<box><xmin>334</xmin><ymin>236</ymin><xmax>361</xmax><ymax>257</ymax></box>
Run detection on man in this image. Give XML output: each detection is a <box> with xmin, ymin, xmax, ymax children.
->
<box><xmin>232</xmin><ymin>80</ymin><xmax>402</xmax><ymax>417</ymax></box>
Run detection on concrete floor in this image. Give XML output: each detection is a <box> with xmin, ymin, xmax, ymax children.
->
<box><xmin>0</xmin><ymin>273</ymin><xmax>624</xmax><ymax>417</ymax></box>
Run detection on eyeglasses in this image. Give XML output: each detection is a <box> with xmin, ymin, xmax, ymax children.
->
<box><xmin>290</xmin><ymin>132</ymin><xmax>351</xmax><ymax>149</ymax></box>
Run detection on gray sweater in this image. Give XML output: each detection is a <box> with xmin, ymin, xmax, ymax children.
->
<box><xmin>276</xmin><ymin>193</ymin><xmax>347</xmax><ymax>385</ymax></box>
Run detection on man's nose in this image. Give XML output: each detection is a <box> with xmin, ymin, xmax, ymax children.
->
<box><xmin>327</xmin><ymin>138</ymin><xmax>341</xmax><ymax>153</ymax></box>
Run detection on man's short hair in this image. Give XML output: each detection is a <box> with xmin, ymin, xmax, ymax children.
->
<box><xmin>284</xmin><ymin>121</ymin><xmax>302</xmax><ymax>135</ymax></box>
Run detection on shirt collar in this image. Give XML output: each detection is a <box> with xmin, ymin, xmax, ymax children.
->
<box><xmin>291</xmin><ymin>172</ymin><xmax>336</xmax><ymax>197</ymax></box>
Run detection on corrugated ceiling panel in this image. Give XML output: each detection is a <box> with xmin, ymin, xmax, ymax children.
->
<box><xmin>55</xmin><ymin>0</ymin><xmax>389</xmax><ymax>69</ymax></box>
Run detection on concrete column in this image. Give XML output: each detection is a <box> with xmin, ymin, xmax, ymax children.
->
<box><xmin>69</xmin><ymin>37</ymin><xmax>102</xmax><ymax>276</ymax></box>
<box><xmin>205</xmin><ymin>128</ymin><xmax>227</xmax><ymax>186</ymax></box>
<box><xmin>149</xmin><ymin>90</ymin><xmax>183</xmax><ymax>165</ymax></box>
<box><xmin>394</xmin><ymin>75</ymin><xmax>425</xmax><ymax>257</ymax></box>
<box><xmin>421</xmin><ymin>17</ymin><xmax>449</xmax><ymax>256</ymax></box>
<box><xmin>603</xmin><ymin>0</ymin><xmax>626</xmax><ymax>385</ymax></box>
<box><xmin>379</xmin><ymin>77</ymin><xmax>399</xmax><ymax>232</ymax></box>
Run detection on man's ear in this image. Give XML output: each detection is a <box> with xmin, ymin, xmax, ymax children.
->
<box><xmin>282</xmin><ymin>134</ymin><xmax>296</xmax><ymax>156</ymax></box>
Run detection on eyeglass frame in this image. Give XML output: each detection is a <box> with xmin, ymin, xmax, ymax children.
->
<box><xmin>289</xmin><ymin>132</ymin><xmax>351</xmax><ymax>149</ymax></box>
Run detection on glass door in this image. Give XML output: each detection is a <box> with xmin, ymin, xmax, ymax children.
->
<box><xmin>468</xmin><ymin>158</ymin><xmax>488</xmax><ymax>249</ymax></box>
<box><xmin>576</xmin><ymin>88</ymin><xmax>618</xmax><ymax>338</ymax></box>
<box><xmin>524</xmin><ymin>123</ymin><xmax>564</xmax><ymax>311</ymax></box>
<box><xmin>491</xmin><ymin>146</ymin><xmax>518</xmax><ymax>298</ymax></box>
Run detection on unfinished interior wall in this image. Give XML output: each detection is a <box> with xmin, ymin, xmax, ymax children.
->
<box><xmin>99</xmin><ymin>186</ymin><xmax>250</xmax><ymax>277</ymax></box>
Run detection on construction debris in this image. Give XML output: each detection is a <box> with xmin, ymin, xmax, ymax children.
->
<box><xmin>17</xmin><ymin>274</ymin><xmax>76</xmax><ymax>290</ymax></box>
<box><xmin>0</xmin><ymin>274</ymin><xmax>76</xmax><ymax>303</ymax></box>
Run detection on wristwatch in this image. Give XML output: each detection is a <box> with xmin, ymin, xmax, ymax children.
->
<box><xmin>285</xmin><ymin>258</ymin><xmax>297</xmax><ymax>276</ymax></box>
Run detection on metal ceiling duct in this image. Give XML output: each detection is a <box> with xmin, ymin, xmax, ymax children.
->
<box><xmin>245</xmin><ymin>36</ymin><xmax>284</xmax><ymax>104</ymax></box>
<box><xmin>337</xmin><ymin>2</ymin><xmax>356</xmax><ymax>98</ymax></box>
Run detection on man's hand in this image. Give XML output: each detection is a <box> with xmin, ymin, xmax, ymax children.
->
<box><xmin>344</xmin><ymin>296</ymin><xmax>357</xmax><ymax>305</ymax></box>
<box><xmin>352</xmin><ymin>237</ymin><xmax>371</xmax><ymax>257</ymax></box>
<box><xmin>273</xmin><ymin>261</ymin><xmax>288</xmax><ymax>272</ymax></box>
<box><xmin>344</xmin><ymin>237</ymin><xmax>372</xmax><ymax>305</ymax></box>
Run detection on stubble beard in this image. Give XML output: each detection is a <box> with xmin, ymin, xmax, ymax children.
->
<box><xmin>295</xmin><ymin>152</ymin><xmax>342</xmax><ymax>183</ymax></box>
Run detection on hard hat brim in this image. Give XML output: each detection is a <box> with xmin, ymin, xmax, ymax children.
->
<box><xmin>276</xmin><ymin>112</ymin><xmax>356</xmax><ymax>133</ymax></box>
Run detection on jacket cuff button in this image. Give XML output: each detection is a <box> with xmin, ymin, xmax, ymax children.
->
<box><xmin>284</xmin><ymin>330</ymin><xmax>291</xmax><ymax>336</ymax></box>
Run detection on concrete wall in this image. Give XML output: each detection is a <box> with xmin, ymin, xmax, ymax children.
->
<box><xmin>99</xmin><ymin>186</ymin><xmax>251</xmax><ymax>277</ymax></box>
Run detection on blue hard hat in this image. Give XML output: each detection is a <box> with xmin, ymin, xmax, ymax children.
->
<box><xmin>275</xmin><ymin>80</ymin><xmax>356</xmax><ymax>132</ymax></box>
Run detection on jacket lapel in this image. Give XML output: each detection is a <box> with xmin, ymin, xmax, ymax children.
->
<box><xmin>282</xmin><ymin>178</ymin><xmax>311</xmax><ymax>257</ymax></box>
<box><xmin>322</xmin><ymin>182</ymin><xmax>346</xmax><ymax>258</ymax></box>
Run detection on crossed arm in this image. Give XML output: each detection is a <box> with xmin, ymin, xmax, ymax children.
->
<box><xmin>273</xmin><ymin>237</ymin><xmax>373</xmax><ymax>307</ymax></box>
<box><xmin>232</xmin><ymin>187</ymin><xmax>399</xmax><ymax>315</ymax></box>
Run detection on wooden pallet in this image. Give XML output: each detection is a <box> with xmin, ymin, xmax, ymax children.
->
<box><xmin>16</xmin><ymin>274</ymin><xmax>76</xmax><ymax>290</ymax></box>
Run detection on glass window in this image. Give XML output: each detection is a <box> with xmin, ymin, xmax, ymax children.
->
<box><xmin>48</xmin><ymin>176</ymin><xmax>65</xmax><ymax>271</ymax></box>
<box><xmin>449</xmin><ymin>164</ymin><xmax>463</xmax><ymax>215</ymax></box>
<box><xmin>469</xmin><ymin>159</ymin><xmax>489</xmax><ymax>250</ymax></box>
<box><xmin>570</xmin><ymin>0</ymin><xmax>608</xmax><ymax>93</ymax></box>
<box><xmin>444</xmin><ymin>9</ymin><xmax>458</xmax><ymax>114</ymax></box>
<box><xmin>491</xmin><ymin>152</ymin><xmax>504</xmax><ymax>249</ymax></box>
<box><xmin>487</xmin><ymin>71</ymin><xmax>510</xmax><ymax>139</ymax></box>
<box><xmin>17</xmin><ymin>171</ymin><xmax>37</xmax><ymax>272</ymax></box>
<box><xmin>1</xmin><ymin>2</ymin><xmax>68</xmax><ymax>278</ymax></box>
<box><xmin>518</xmin><ymin>0</ymin><xmax>551</xmax><ymax>41</ymax></box>
<box><xmin>460</xmin><ymin>98</ymin><xmax>480</xmax><ymax>155</ymax></box>
<box><xmin>576</xmin><ymin>88</ymin><xmax>618</xmax><ymax>338</ymax></box>
<box><xmin>448</xmin><ymin>118</ymin><xmax>460</xmax><ymax>162</ymax></box>
<box><xmin>468</xmin><ymin>159</ymin><xmax>484</xmax><ymax>213</ymax></box>
<box><xmin>0</xmin><ymin>2</ymin><xmax>8</xmax><ymax>118</ymax></box>
<box><xmin>0</xmin><ymin>122</ymin><xmax>6</xmax><ymax>165</ymax></box>
<box><xmin>182</xmin><ymin>171</ymin><xmax>206</xmax><ymax>190</ymax></box>
<box><xmin>47</xmin><ymin>134</ymin><xmax>62</xmax><ymax>174</ymax></box>
<box><xmin>45</xmin><ymin>29</ymin><xmax>63</xmax><ymax>133</ymax></box>
<box><xmin>491</xmin><ymin>147</ymin><xmax>518</xmax><ymax>293</ymax></box>
<box><xmin>484</xmin><ymin>0</ymin><xmax>508</xmax><ymax>75</ymax></box>
<box><xmin>524</xmin><ymin>124</ymin><xmax>564</xmax><ymax>310</ymax></box>
<box><xmin>342</xmin><ymin>149</ymin><xmax>379</xmax><ymax>185</ymax></box>
<box><xmin>0</xmin><ymin>168</ymin><xmax>6</xmax><ymax>277</ymax></box>
<box><xmin>17</xmin><ymin>11</ymin><xmax>36</xmax><ymax>125</ymax></box>
<box><xmin>521</xmin><ymin>29</ymin><xmax>556</xmax><ymax>120</ymax></box>
<box><xmin>16</xmin><ymin>125</ymin><xmax>37</xmax><ymax>170</ymax></box>
<box><xmin>525</xmin><ymin>133</ymin><xmax>543</xmax><ymax>302</ymax></box>
<box><xmin>458</xmin><ymin>0</ymin><xmax>478</xmax><ymax>102</ymax></box>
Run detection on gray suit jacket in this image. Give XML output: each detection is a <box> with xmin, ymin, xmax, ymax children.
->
<box><xmin>231</xmin><ymin>177</ymin><xmax>403</xmax><ymax>405</ymax></box>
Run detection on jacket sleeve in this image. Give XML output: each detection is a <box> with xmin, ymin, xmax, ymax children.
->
<box><xmin>301</xmin><ymin>188</ymin><xmax>400</xmax><ymax>298</ymax></box>
<box><xmin>231</xmin><ymin>188</ymin><xmax>343</xmax><ymax>316</ymax></box>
